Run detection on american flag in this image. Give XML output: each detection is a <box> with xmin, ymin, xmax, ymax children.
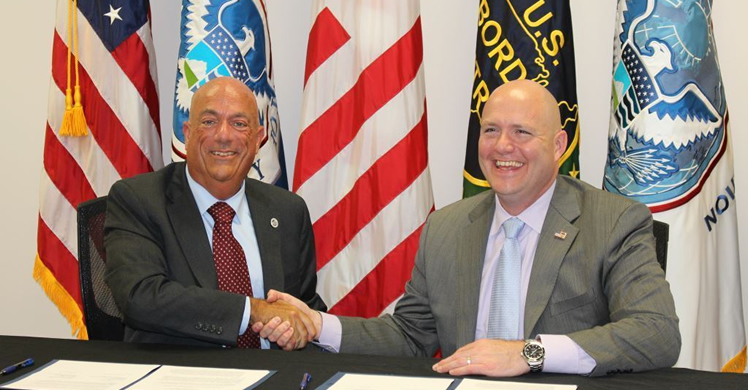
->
<box><xmin>295</xmin><ymin>0</ymin><xmax>434</xmax><ymax>317</ymax></box>
<box><xmin>35</xmin><ymin>0</ymin><xmax>162</xmax><ymax>338</ymax></box>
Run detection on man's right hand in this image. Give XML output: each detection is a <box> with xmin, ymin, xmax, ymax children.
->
<box><xmin>251</xmin><ymin>289</ymin><xmax>322</xmax><ymax>350</ymax></box>
<box><xmin>249</xmin><ymin>297</ymin><xmax>316</xmax><ymax>351</ymax></box>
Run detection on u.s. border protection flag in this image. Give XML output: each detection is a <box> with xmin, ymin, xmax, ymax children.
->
<box><xmin>295</xmin><ymin>0</ymin><xmax>434</xmax><ymax>317</ymax></box>
<box><xmin>605</xmin><ymin>0</ymin><xmax>746</xmax><ymax>372</ymax></box>
<box><xmin>37</xmin><ymin>0</ymin><xmax>162</xmax><ymax>339</ymax></box>
<box><xmin>173</xmin><ymin>0</ymin><xmax>287</xmax><ymax>188</ymax></box>
<box><xmin>463</xmin><ymin>0</ymin><xmax>580</xmax><ymax>198</ymax></box>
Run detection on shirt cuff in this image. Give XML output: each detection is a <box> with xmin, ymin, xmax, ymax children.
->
<box><xmin>313</xmin><ymin>312</ymin><xmax>342</xmax><ymax>353</ymax></box>
<box><xmin>539</xmin><ymin>334</ymin><xmax>596</xmax><ymax>375</ymax></box>
<box><xmin>239</xmin><ymin>297</ymin><xmax>250</xmax><ymax>335</ymax></box>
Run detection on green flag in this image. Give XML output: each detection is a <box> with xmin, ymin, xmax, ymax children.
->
<box><xmin>463</xmin><ymin>0</ymin><xmax>580</xmax><ymax>198</ymax></box>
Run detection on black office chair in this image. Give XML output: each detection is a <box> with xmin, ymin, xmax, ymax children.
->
<box><xmin>77</xmin><ymin>196</ymin><xmax>125</xmax><ymax>341</ymax></box>
<box><xmin>652</xmin><ymin>220</ymin><xmax>669</xmax><ymax>274</ymax></box>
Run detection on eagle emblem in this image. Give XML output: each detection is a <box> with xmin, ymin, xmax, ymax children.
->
<box><xmin>604</xmin><ymin>0</ymin><xmax>726</xmax><ymax>210</ymax></box>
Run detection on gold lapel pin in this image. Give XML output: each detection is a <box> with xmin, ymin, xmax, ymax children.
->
<box><xmin>554</xmin><ymin>231</ymin><xmax>567</xmax><ymax>240</ymax></box>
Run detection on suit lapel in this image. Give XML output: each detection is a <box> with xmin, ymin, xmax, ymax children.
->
<box><xmin>524</xmin><ymin>179</ymin><xmax>580</xmax><ymax>336</ymax></box>
<box><xmin>166</xmin><ymin>164</ymin><xmax>217</xmax><ymax>289</ymax></box>
<box><xmin>456</xmin><ymin>192</ymin><xmax>495</xmax><ymax>348</ymax></box>
<box><xmin>246</xmin><ymin>180</ymin><xmax>283</xmax><ymax>295</ymax></box>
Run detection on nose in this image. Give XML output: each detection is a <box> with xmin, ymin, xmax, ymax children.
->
<box><xmin>494</xmin><ymin>131</ymin><xmax>515</xmax><ymax>154</ymax></box>
<box><xmin>213</xmin><ymin>120</ymin><xmax>232</xmax><ymax>142</ymax></box>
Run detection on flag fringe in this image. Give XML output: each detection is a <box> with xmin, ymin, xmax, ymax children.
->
<box><xmin>721</xmin><ymin>345</ymin><xmax>747</xmax><ymax>373</ymax></box>
<box><xmin>32</xmin><ymin>254</ymin><xmax>89</xmax><ymax>340</ymax></box>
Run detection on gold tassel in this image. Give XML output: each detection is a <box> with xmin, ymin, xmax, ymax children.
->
<box><xmin>59</xmin><ymin>0</ymin><xmax>87</xmax><ymax>137</ymax></box>
<box><xmin>59</xmin><ymin>0</ymin><xmax>74</xmax><ymax>136</ymax></box>
<box><xmin>59</xmin><ymin>88</ymin><xmax>74</xmax><ymax>136</ymax></box>
<box><xmin>70</xmin><ymin>85</ymin><xmax>88</xmax><ymax>136</ymax></box>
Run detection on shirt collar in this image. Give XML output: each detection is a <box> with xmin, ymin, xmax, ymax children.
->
<box><xmin>489</xmin><ymin>180</ymin><xmax>556</xmax><ymax>237</ymax></box>
<box><xmin>185</xmin><ymin>165</ymin><xmax>247</xmax><ymax>218</ymax></box>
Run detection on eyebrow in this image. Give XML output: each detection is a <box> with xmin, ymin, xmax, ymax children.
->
<box><xmin>197</xmin><ymin>109</ymin><xmax>218</xmax><ymax>118</ymax></box>
<box><xmin>198</xmin><ymin>109</ymin><xmax>251</xmax><ymax>120</ymax></box>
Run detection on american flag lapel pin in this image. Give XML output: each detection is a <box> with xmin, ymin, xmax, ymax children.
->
<box><xmin>554</xmin><ymin>231</ymin><xmax>567</xmax><ymax>240</ymax></box>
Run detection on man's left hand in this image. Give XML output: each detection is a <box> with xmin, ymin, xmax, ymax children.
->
<box><xmin>432</xmin><ymin>339</ymin><xmax>530</xmax><ymax>377</ymax></box>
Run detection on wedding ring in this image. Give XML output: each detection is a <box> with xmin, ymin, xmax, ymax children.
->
<box><xmin>467</xmin><ymin>356</ymin><xmax>472</xmax><ymax>365</ymax></box>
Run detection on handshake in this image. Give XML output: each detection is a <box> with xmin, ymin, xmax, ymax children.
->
<box><xmin>249</xmin><ymin>290</ymin><xmax>320</xmax><ymax>350</ymax></box>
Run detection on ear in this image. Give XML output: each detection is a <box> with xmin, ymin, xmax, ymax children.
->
<box><xmin>554</xmin><ymin>129</ymin><xmax>568</xmax><ymax>161</ymax></box>
<box><xmin>183</xmin><ymin>121</ymin><xmax>192</xmax><ymax>146</ymax></box>
<box><xmin>255</xmin><ymin>125</ymin><xmax>266</xmax><ymax>149</ymax></box>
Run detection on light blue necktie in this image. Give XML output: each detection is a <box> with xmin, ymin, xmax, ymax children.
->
<box><xmin>487</xmin><ymin>217</ymin><xmax>525</xmax><ymax>340</ymax></box>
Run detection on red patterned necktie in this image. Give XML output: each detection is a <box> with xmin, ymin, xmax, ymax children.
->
<box><xmin>208</xmin><ymin>201</ymin><xmax>260</xmax><ymax>348</ymax></box>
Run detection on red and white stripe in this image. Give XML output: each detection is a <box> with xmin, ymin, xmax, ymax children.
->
<box><xmin>36</xmin><ymin>0</ymin><xmax>163</xmax><ymax>337</ymax></box>
<box><xmin>295</xmin><ymin>0</ymin><xmax>434</xmax><ymax>317</ymax></box>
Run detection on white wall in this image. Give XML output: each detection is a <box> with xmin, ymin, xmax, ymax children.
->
<box><xmin>1</xmin><ymin>0</ymin><xmax>745</xmax><ymax>348</ymax></box>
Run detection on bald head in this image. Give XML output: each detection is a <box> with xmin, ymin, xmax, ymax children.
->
<box><xmin>477</xmin><ymin>79</ymin><xmax>567</xmax><ymax>215</ymax></box>
<box><xmin>486</xmin><ymin>79</ymin><xmax>562</xmax><ymax>133</ymax></box>
<box><xmin>190</xmin><ymin>77</ymin><xmax>260</xmax><ymax>128</ymax></box>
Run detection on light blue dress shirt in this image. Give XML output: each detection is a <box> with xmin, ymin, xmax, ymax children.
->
<box><xmin>477</xmin><ymin>182</ymin><xmax>595</xmax><ymax>374</ymax></box>
<box><xmin>186</xmin><ymin>166</ymin><xmax>269</xmax><ymax>349</ymax></box>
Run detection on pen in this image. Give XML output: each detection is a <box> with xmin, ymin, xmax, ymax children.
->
<box><xmin>0</xmin><ymin>358</ymin><xmax>34</xmax><ymax>375</ymax></box>
<box><xmin>299</xmin><ymin>372</ymin><xmax>312</xmax><ymax>390</ymax></box>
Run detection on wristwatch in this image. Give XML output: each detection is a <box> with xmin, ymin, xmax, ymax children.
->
<box><xmin>522</xmin><ymin>339</ymin><xmax>545</xmax><ymax>372</ymax></box>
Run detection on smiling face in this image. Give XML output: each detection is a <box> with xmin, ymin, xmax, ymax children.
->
<box><xmin>477</xmin><ymin>80</ymin><xmax>567</xmax><ymax>215</ymax></box>
<box><xmin>183</xmin><ymin>77</ymin><xmax>266</xmax><ymax>200</ymax></box>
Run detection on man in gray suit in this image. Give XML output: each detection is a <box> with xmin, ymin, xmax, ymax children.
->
<box><xmin>105</xmin><ymin>77</ymin><xmax>324</xmax><ymax>350</ymax></box>
<box><xmin>255</xmin><ymin>80</ymin><xmax>680</xmax><ymax>376</ymax></box>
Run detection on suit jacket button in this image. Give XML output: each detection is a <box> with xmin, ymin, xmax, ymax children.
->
<box><xmin>210</xmin><ymin>325</ymin><xmax>217</xmax><ymax>333</ymax></box>
<box><xmin>217</xmin><ymin>327</ymin><xmax>223</xmax><ymax>335</ymax></box>
<box><xmin>196</xmin><ymin>322</ymin><xmax>203</xmax><ymax>330</ymax></box>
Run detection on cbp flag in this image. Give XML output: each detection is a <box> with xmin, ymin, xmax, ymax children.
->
<box><xmin>463</xmin><ymin>0</ymin><xmax>580</xmax><ymax>197</ymax></box>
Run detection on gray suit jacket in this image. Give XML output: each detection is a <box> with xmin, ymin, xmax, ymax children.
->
<box><xmin>104</xmin><ymin>162</ymin><xmax>326</xmax><ymax>347</ymax></box>
<box><xmin>339</xmin><ymin>175</ymin><xmax>680</xmax><ymax>376</ymax></box>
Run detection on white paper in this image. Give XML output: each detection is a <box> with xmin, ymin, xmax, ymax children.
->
<box><xmin>0</xmin><ymin>360</ymin><xmax>159</xmax><ymax>390</ymax></box>
<box><xmin>327</xmin><ymin>373</ymin><xmax>454</xmax><ymax>390</ymax></box>
<box><xmin>456</xmin><ymin>378</ymin><xmax>577</xmax><ymax>390</ymax></box>
<box><xmin>127</xmin><ymin>365</ymin><xmax>271</xmax><ymax>390</ymax></box>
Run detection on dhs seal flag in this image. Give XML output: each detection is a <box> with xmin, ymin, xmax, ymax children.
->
<box><xmin>172</xmin><ymin>0</ymin><xmax>288</xmax><ymax>188</ymax></box>
<box><xmin>605</xmin><ymin>0</ymin><xmax>746</xmax><ymax>372</ymax></box>
<box><xmin>605</xmin><ymin>0</ymin><xmax>723</xmax><ymax>209</ymax></box>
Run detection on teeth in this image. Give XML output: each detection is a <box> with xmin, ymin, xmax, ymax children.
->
<box><xmin>495</xmin><ymin>160</ymin><xmax>523</xmax><ymax>168</ymax></box>
<box><xmin>212</xmin><ymin>151</ymin><xmax>235</xmax><ymax>157</ymax></box>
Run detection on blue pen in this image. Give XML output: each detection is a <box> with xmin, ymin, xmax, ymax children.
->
<box><xmin>299</xmin><ymin>372</ymin><xmax>312</xmax><ymax>390</ymax></box>
<box><xmin>0</xmin><ymin>358</ymin><xmax>34</xmax><ymax>375</ymax></box>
